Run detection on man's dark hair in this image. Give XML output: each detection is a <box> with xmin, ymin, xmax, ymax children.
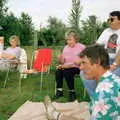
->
<box><xmin>110</xmin><ymin>11</ymin><xmax>120</xmax><ymax>20</ymax></box>
<box><xmin>79</xmin><ymin>45</ymin><xmax>110</xmax><ymax>69</ymax></box>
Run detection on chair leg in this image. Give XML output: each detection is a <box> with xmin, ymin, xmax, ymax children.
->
<box><xmin>47</xmin><ymin>66</ymin><xmax>50</xmax><ymax>74</ymax></box>
<box><xmin>54</xmin><ymin>81</ymin><xmax>56</xmax><ymax>94</ymax></box>
<box><xmin>47</xmin><ymin>66</ymin><xmax>51</xmax><ymax>95</ymax></box>
<box><xmin>19</xmin><ymin>75</ymin><xmax>22</xmax><ymax>93</ymax></box>
<box><xmin>40</xmin><ymin>63</ymin><xmax>43</xmax><ymax>92</ymax></box>
<box><xmin>4</xmin><ymin>68</ymin><xmax>10</xmax><ymax>88</ymax></box>
<box><xmin>40</xmin><ymin>72</ymin><xmax>43</xmax><ymax>92</ymax></box>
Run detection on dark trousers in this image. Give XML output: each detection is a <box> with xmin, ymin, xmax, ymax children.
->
<box><xmin>56</xmin><ymin>67</ymin><xmax>80</xmax><ymax>90</ymax></box>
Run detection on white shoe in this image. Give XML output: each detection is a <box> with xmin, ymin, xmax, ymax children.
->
<box><xmin>44</xmin><ymin>96</ymin><xmax>58</xmax><ymax>120</ymax></box>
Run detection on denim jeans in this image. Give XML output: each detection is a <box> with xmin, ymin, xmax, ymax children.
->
<box><xmin>80</xmin><ymin>71</ymin><xmax>97</xmax><ymax>99</ymax></box>
<box><xmin>109</xmin><ymin>58</ymin><xmax>120</xmax><ymax>77</ymax></box>
<box><xmin>112</xmin><ymin>66</ymin><xmax>120</xmax><ymax>77</ymax></box>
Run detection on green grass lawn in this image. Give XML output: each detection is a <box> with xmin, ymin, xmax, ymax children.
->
<box><xmin>0</xmin><ymin>46</ymin><xmax>90</xmax><ymax>120</ymax></box>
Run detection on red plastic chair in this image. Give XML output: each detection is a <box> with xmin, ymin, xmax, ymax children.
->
<box><xmin>32</xmin><ymin>48</ymin><xmax>53</xmax><ymax>91</ymax></box>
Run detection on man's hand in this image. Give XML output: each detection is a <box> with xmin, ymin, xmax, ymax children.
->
<box><xmin>110</xmin><ymin>64</ymin><xmax>117</xmax><ymax>71</ymax></box>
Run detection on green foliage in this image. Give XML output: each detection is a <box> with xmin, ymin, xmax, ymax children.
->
<box><xmin>38</xmin><ymin>27</ymin><xmax>52</xmax><ymax>47</ymax></box>
<box><xmin>0</xmin><ymin>12</ymin><xmax>34</xmax><ymax>46</ymax></box>
<box><xmin>19</xmin><ymin>12</ymin><xmax>34</xmax><ymax>46</ymax></box>
<box><xmin>69</xmin><ymin>0</ymin><xmax>82</xmax><ymax>35</ymax></box>
<box><xmin>0</xmin><ymin>0</ymin><xmax>8</xmax><ymax>16</ymax></box>
<box><xmin>38</xmin><ymin>16</ymin><xmax>66</xmax><ymax>46</ymax></box>
<box><xmin>0</xmin><ymin>0</ymin><xmax>34</xmax><ymax>46</ymax></box>
<box><xmin>80</xmin><ymin>15</ymin><xmax>108</xmax><ymax>45</ymax></box>
<box><xmin>0</xmin><ymin>0</ymin><xmax>109</xmax><ymax>47</ymax></box>
<box><xmin>0</xmin><ymin>12</ymin><xmax>21</xmax><ymax>45</ymax></box>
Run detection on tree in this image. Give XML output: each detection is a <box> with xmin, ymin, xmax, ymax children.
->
<box><xmin>69</xmin><ymin>0</ymin><xmax>82</xmax><ymax>35</ymax></box>
<box><xmin>0</xmin><ymin>11</ymin><xmax>35</xmax><ymax>46</ymax></box>
<box><xmin>0</xmin><ymin>0</ymin><xmax>8</xmax><ymax>16</ymax></box>
<box><xmin>38</xmin><ymin>28</ymin><xmax>51</xmax><ymax>47</ymax></box>
<box><xmin>38</xmin><ymin>16</ymin><xmax>66</xmax><ymax>46</ymax></box>
<box><xmin>47</xmin><ymin>16</ymin><xmax>66</xmax><ymax>45</ymax></box>
<box><xmin>0</xmin><ymin>1</ymin><xmax>35</xmax><ymax>46</ymax></box>
<box><xmin>0</xmin><ymin>12</ymin><xmax>21</xmax><ymax>45</ymax></box>
<box><xmin>0</xmin><ymin>0</ymin><xmax>21</xmax><ymax>45</ymax></box>
<box><xmin>80</xmin><ymin>15</ymin><xmax>104</xmax><ymax>44</ymax></box>
<box><xmin>0</xmin><ymin>0</ymin><xmax>8</xmax><ymax>36</ymax></box>
<box><xmin>19</xmin><ymin>12</ymin><xmax>34</xmax><ymax>45</ymax></box>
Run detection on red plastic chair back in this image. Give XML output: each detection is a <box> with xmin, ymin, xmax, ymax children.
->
<box><xmin>33</xmin><ymin>48</ymin><xmax>52</xmax><ymax>72</ymax></box>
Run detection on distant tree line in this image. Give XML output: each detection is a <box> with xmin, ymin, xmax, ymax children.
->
<box><xmin>0</xmin><ymin>0</ymin><xmax>34</xmax><ymax>46</ymax></box>
<box><xmin>0</xmin><ymin>0</ymin><xmax>108</xmax><ymax>47</ymax></box>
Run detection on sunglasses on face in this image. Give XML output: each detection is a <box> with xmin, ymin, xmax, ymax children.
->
<box><xmin>107</xmin><ymin>18</ymin><xmax>115</xmax><ymax>22</ymax></box>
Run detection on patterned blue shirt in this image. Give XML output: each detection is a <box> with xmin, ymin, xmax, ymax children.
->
<box><xmin>90</xmin><ymin>71</ymin><xmax>120</xmax><ymax>120</ymax></box>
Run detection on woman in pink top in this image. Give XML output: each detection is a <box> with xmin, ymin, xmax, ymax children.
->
<box><xmin>55</xmin><ymin>31</ymin><xmax>85</xmax><ymax>101</ymax></box>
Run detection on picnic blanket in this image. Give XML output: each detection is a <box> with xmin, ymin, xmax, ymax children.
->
<box><xmin>9</xmin><ymin>100</ymin><xmax>90</xmax><ymax>120</ymax></box>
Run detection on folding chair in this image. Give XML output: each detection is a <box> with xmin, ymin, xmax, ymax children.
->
<box><xmin>18</xmin><ymin>48</ymin><xmax>27</xmax><ymax>93</ymax></box>
<box><xmin>18</xmin><ymin>48</ymin><xmax>27</xmax><ymax>79</ymax></box>
<box><xmin>3</xmin><ymin>59</ymin><xmax>19</xmax><ymax>88</ymax></box>
<box><xmin>3</xmin><ymin>48</ymin><xmax>27</xmax><ymax>92</ymax></box>
<box><xmin>19</xmin><ymin>48</ymin><xmax>52</xmax><ymax>93</ymax></box>
<box><xmin>32</xmin><ymin>48</ymin><xmax>53</xmax><ymax>92</ymax></box>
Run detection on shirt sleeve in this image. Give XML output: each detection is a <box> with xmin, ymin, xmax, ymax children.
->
<box><xmin>96</xmin><ymin>29</ymin><xmax>109</xmax><ymax>46</ymax></box>
<box><xmin>5</xmin><ymin>47</ymin><xmax>21</xmax><ymax>59</ymax></box>
<box><xmin>14</xmin><ymin>47</ymin><xmax>21</xmax><ymax>58</ymax></box>
<box><xmin>80</xmin><ymin>43</ymin><xmax>86</xmax><ymax>52</ymax></box>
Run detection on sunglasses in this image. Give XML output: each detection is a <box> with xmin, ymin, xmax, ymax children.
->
<box><xmin>107</xmin><ymin>18</ymin><xmax>115</xmax><ymax>22</ymax></box>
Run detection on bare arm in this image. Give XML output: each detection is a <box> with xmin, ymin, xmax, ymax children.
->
<box><xmin>115</xmin><ymin>49</ymin><xmax>120</xmax><ymax>65</ymax></box>
<box><xmin>1</xmin><ymin>53</ymin><xmax>16</xmax><ymax>59</ymax></box>
<box><xmin>110</xmin><ymin>49</ymin><xmax>120</xmax><ymax>70</ymax></box>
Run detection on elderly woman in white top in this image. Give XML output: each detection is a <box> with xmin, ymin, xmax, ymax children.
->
<box><xmin>0</xmin><ymin>35</ymin><xmax>21</xmax><ymax>70</ymax></box>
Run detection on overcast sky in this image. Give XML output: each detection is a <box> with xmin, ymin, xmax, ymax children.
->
<box><xmin>7</xmin><ymin>0</ymin><xmax>120</xmax><ymax>29</ymax></box>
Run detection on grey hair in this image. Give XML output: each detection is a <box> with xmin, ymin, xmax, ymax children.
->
<box><xmin>65</xmin><ymin>31</ymin><xmax>79</xmax><ymax>42</ymax></box>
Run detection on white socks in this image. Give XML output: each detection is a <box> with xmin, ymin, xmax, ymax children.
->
<box><xmin>53</xmin><ymin>111</ymin><xmax>60</xmax><ymax>120</ymax></box>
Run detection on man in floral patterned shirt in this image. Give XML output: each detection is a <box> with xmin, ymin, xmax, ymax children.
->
<box><xmin>44</xmin><ymin>45</ymin><xmax>120</xmax><ymax>120</ymax></box>
<box><xmin>89</xmin><ymin>71</ymin><xmax>120</xmax><ymax>119</ymax></box>
<box><xmin>79</xmin><ymin>45</ymin><xmax>120</xmax><ymax>120</ymax></box>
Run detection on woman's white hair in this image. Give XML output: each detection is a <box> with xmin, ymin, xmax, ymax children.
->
<box><xmin>9</xmin><ymin>35</ymin><xmax>20</xmax><ymax>46</ymax></box>
<box><xmin>65</xmin><ymin>31</ymin><xmax>79</xmax><ymax>42</ymax></box>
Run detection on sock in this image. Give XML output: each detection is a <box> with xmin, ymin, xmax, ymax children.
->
<box><xmin>53</xmin><ymin>111</ymin><xmax>60</xmax><ymax>119</ymax></box>
<box><xmin>57</xmin><ymin>88</ymin><xmax>63</xmax><ymax>91</ymax></box>
<box><xmin>69</xmin><ymin>89</ymin><xmax>75</xmax><ymax>92</ymax></box>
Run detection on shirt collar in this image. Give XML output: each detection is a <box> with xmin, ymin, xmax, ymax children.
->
<box><xmin>99</xmin><ymin>70</ymin><xmax>112</xmax><ymax>82</ymax></box>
